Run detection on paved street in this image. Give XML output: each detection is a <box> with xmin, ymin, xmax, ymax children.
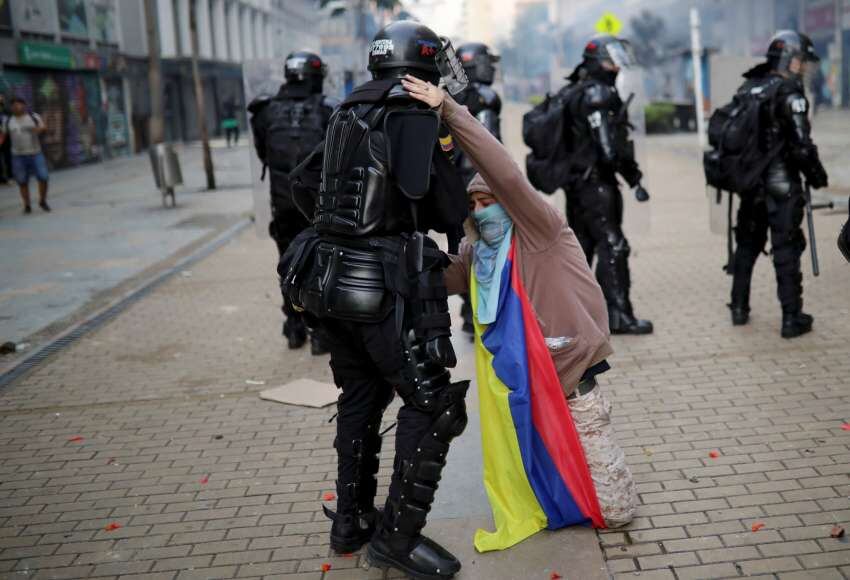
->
<box><xmin>0</xmin><ymin>140</ymin><xmax>254</xmax><ymax>348</ymax></box>
<box><xmin>0</xmin><ymin>104</ymin><xmax>849</xmax><ymax>580</ymax></box>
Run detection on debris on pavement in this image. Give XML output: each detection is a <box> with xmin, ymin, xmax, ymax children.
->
<box><xmin>751</xmin><ymin>522</ymin><xmax>765</xmax><ymax>532</ymax></box>
<box><xmin>831</xmin><ymin>525</ymin><xmax>845</xmax><ymax>539</ymax></box>
<box><xmin>708</xmin><ymin>450</ymin><xmax>720</xmax><ymax>458</ymax></box>
<box><xmin>323</xmin><ymin>492</ymin><xmax>336</xmax><ymax>501</ymax></box>
<box><xmin>104</xmin><ymin>523</ymin><xmax>122</xmax><ymax>532</ymax></box>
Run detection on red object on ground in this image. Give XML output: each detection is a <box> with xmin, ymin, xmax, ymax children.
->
<box><xmin>709</xmin><ymin>450</ymin><xmax>720</xmax><ymax>458</ymax></box>
<box><xmin>199</xmin><ymin>475</ymin><xmax>210</xmax><ymax>484</ymax></box>
<box><xmin>340</xmin><ymin>553</ymin><xmax>354</xmax><ymax>558</ymax></box>
<box><xmin>104</xmin><ymin>522</ymin><xmax>122</xmax><ymax>531</ymax></box>
<box><xmin>323</xmin><ymin>492</ymin><xmax>336</xmax><ymax>501</ymax></box>
<box><xmin>321</xmin><ymin>563</ymin><xmax>332</xmax><ymax>572</ymax></box>
<box><xmin>550</xmin><ymin>573</ymin><xmax>563</xmax><ymax>580</ymax></box>
<box><xmin>68</xmin><ymin>436</ymin><xmax>84</xmax><ymax>442</ymax></box>
<box><xmin>751</xmin><ymin>522</ymin><xmax>766</xmax><ymax>532</ymax></box>
<box><xmin>841</xmin><ymin>423</ymin><xmax>850</xmax><ymax>431</ymax></box>
<box><xmin>831</xmin><ymin>525</ymin><xmax>846</xmax><ymax>538</ymax></box>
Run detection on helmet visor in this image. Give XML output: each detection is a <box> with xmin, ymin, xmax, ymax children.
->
<box><xmin>436</xmin><ymin>37</ymin><xmax>469</xmax><ymax>95</ymax></box>
<box><xmin>605</xmin><ymin>39</ymin><xmax>638</xmax><ymax>69</ymax></box>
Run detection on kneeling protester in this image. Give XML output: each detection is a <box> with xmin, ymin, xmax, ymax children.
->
<box><xmin>403</xmin><ymin>74</ymin><xmax>638</xmax><ymax>552</ymax></box>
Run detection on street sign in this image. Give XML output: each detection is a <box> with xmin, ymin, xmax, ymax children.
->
<box><xmin>595</xmin><ymin>11</ymin><xmax>623</xmax><ymax>36</ymax></box>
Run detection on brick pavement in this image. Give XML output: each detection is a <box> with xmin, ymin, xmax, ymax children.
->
<box><xmin>0</xmin><ymin>107</ymin><xmax>849</xmax><ymax>580</ymax></box>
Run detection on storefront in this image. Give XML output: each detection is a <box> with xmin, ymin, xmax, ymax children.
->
<box><xmin>0</xmin><ymin>41</ymin><xmax>131</xmax><ymax>169</ymax></box>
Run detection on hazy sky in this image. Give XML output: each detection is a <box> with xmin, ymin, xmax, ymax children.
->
<box><xmin>406</xmin><ymin>0</ymin><xmax>520</xmax><ymax>41</ymax></box>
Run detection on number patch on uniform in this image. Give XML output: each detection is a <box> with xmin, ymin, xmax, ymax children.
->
<box><xmin>791</xmin><ymin>97</ymin><xmax>807</xmax><ymax>114</ymax></box>
<box><xmin>588</xmin><ymin>111</ymin><xmax>603</xmax><ymax>128</ymax></box>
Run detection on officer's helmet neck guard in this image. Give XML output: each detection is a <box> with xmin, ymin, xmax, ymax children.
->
<box><xmin>457</xmin><ymin>42</ymin><xmax>499</xmax><ymax>86</ymax></box>
<box><xmin>284</xmin><ymin>50</ymin><xmax>326</xmax><ymax>93</ymax></box>
<box><xmin>766</xmin><ymin>30</ymin><xmax>820</xmax><ymax>79</ymax></box>
<box><xmin>368</xmin><ymin>20</ymin><xmax>468</xmax><ymax>95</ymax></box>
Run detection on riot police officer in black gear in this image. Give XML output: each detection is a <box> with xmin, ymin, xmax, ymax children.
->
<box><xmin>452</xmin><ymin>42</ymin><xmax>502</xmax><ymax>336</ymax></box>
<box><xmin>729</xmin><ymin>31</ymin><xmax>828</xmax><ymax>338</ymax></box>
<box><xmin>560</xmin><ymin>35</ymin><xmax>653</xmax><ymax>335</ymax></box>
<box><xmin>283</xmin><ymin>21</ymin><xmax>470</xmax><ymax>579</ymax></box>
<box><xmin>248</xmin><ymin>51</ymin><xmax>338</xmax><ymax>354</ymax></box>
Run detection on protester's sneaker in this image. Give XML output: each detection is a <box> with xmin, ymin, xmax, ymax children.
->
<box><xmin>367</xmin><ymin>532</ymin><xmax>460</xmax><ymax>580</ymax></box>
<box><xmin>23</xmin><ymin>205</ymin><xmax>31</xmax><ymax>214</ymax></box>
<box><xmin>781</xmin><ymin>311</ymin><xmax>813</xmax><ymax>339</ymax></box>
<box><xmin>39</xmin><ymin>201</ymin><xmax>51</xmax><ymax>212</ymax></box>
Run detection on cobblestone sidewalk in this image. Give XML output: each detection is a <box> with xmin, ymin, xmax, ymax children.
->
<box><xmin>1</xmin><ymin>112</ymin><xmax>849</xmax><ymax>580</ymax></box>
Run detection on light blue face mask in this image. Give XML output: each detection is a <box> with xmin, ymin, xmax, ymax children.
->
<box><xmin>472</xmin><ymin>203</ymin><xmax>513</xmax><ymax>325</ymax></box>
<box><xmin>474</xmin><ymin>203</ymin><xmax>512</xmax><ymax>247</ymax></box>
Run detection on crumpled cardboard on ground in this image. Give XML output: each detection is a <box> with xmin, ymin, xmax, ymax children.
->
<box><xmin>259</xmin><ymin>378</ymin><xmax>338</xmax><ymax>408</ymax></box>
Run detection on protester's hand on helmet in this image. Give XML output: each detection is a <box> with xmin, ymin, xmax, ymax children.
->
<box><xmin>402</xmin><ymin>75</ymin><xmax>445</xmax><ymax>109</ymax></box>
<box><xmin>634</xmin><ymin>185</ymin><xmax>650</xmax><ymax>202</ymax></box>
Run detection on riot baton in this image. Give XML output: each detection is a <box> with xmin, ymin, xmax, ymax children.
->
<box><xmin>804</xmin><ymin>181</ymin><xmax>820</xmax><ymax>277</ymax></box>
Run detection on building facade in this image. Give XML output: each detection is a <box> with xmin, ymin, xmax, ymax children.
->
<box><xmin>0</xmin><ymin>0</ymin><xmax>323</xmax><ymax>171</ymax></box>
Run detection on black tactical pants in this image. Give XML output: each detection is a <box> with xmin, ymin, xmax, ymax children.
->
<box><xmin>731</xmin><ymin>190</ymin><xmax>807</xmax><ymax>314</ymax></box>
<box><xmin>565</xmin><ymin>179</ymin><xmax>634</xmax><ymax>315</ymax></box>
<box><xmin>270</xmin><ymin>200</ymin><xmax>314</xmax><ymax>338</ymax></box>
<box><xmin>321</xmin><ymin>315</ymin><xmax>435</xmax><ymax>518</ymax></box>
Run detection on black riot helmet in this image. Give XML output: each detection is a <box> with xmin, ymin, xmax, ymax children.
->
<box><xmin>766</xmin><ymin>30</ymin><xmax>820</xmax><ymax>78</ymax></box>
<box><xmin>368</xmin><ymin>20</ymin><xmax>442</xmax><ymax>84</ymax></box>
<box><xmin>579</xmin><ymin>34</ymin><xmax>637</xmax><ymax>84</ymax></box>
<box><xmin>457</xmin><ymin>42</ymin><xmax>500</xmax><ymax>85</ymax></box>
<box><xmin>284</xmin><ymin>50</ymin><xmax>326</xmax><ymax>93</ymax></box>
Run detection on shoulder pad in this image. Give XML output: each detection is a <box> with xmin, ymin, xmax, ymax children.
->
<box><xmin>247</xmin><ymin>95</ymin><xmax>272</xmax><ymax>114</ymax></box>
<box><xmin>781</xmin><ymin>91</ymin><xmax>809</xmax><ymax>115</ymax></box>
<box><xmin>476</xmin><ymin>85</ymin><xmax>502</xmax><ymax>112</ymax></box>
<box><xmin>583</xmin><ymin>82</ymin><xmax>614</xmax><ymax>108</ymax></box>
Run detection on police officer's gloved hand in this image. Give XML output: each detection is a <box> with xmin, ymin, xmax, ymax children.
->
<box><xmin>806</xmin><ymin>161</ymin><xmax>829</xmax><ymax>190</ymax></box>
<box><xmin>426</xmin><ymin>336</ymin><xmax>457</xmax><ymax>369</ymax></box>
<box><xmin>634</xmin><ymin>185</ymin><xmax>650</xmax><ymax>202</ymax></box>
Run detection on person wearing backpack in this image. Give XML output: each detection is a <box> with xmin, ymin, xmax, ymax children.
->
<box><xmin>0</xmin><ymin>97</ymin><xmax>50</xmax><ymax>214</ymax></box>
<box><xmin>551</xmin><ymin>35</ymin><xmax>652</xmax><ymax>336</ymax></box>
<box><xmin>723</xmin><ymin>31</ymin><xmax>828</xmax><ymax>338</ymax></box>
<box><xmin>248</xmin><ymin>51</ymin><xmax>338</xmax><ymax>355</ymax></box>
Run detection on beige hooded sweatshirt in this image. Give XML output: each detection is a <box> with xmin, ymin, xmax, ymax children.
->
<box><xmin>440</xmin><ymin>95</ymin><xmax>614</xmax><ymax>395</ymax></box>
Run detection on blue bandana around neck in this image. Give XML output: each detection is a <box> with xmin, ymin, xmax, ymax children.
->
<box><xmin>473</xmin><ymin>203</ymin><xmax>513</xmax><ymax>325</ymax></box>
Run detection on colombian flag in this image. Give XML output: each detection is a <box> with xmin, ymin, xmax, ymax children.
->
<box><xmin>471</xmin><ymin>241</ymin><xmax>605</xmax><ymax>552</ymax></box>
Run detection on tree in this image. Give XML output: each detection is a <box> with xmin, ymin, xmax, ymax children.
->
<box><xmin>190</xmin><ymin>0</ymin><xmax>215</xmax><ymax>190</ymax></box>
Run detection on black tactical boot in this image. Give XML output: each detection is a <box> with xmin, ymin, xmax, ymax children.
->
<box><xmin>781</xmin><ymin>311</ymin><xmax>813</xmax><ymax>339</ymax></box>
<box><xmin>310</xmin><ymin>334</ymin><xmax>329</xmax><ymax>356</ymax></box>
<box><xmin>839</xmin><ymin>217</ymin><xmax>850</xmax><ymax>263</ymax></box>
<box><xmin>283</xmin><ymin>317</ymin><xmax>307</xmax><ymax>350</ymax></box>
<box><xmin>729</xmin><ymin>303</ymin><xmax>750</xmax><ymax>326</ymax></box>
<box><xmin>323</xmin><ymin>505</ymin><xmax>380</xmax><ymax>554</ymax></box>
<box><xmin>609</xmin><ymin>308</ymin><xmax>653</xmax><ymax>335</ymax></box>
<box><xmin>367</xmin><ymin>528</ymin><xmax>461</xmax><ymax>580</ymax></box>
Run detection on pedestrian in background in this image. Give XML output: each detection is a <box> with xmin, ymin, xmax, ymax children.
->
<box><xmin>0</xmin><ymin>94</ymin><xmax>11</xmax><ymax>184</ymax></box>
<box><xmin>221</xmin><ymin>100</ymin><xmax>239</xmax><ymax>147</ymax></box>
<box><xmin>0</xmin><ymin>97</ymin><xmax>50</xmax><ymax>214</ymax></box>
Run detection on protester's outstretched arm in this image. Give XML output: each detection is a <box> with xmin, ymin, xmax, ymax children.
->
<box><xmin>402</xmin><ymin>76</ymin><xmax>560</xmax><ymax>245</ymax></box>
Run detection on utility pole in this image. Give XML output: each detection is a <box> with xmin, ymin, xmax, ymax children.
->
<box><xmin>144</xmin><ymin>0</ymin><xmax>164</xmax><ymax>146</ymax></box>
<box><xmin>690</xmin><ymin>7</ymin><xmax>707</xmax><ymax>150</ymax></box>
<box><xmin>189</xmin><ymin>0</ymin><xmax>216</xmax><ymax>190</ymax></box>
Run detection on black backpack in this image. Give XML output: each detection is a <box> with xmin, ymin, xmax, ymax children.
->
<box><xmin>522</xmin><ymin>85</ymin><xmax>577</xmax><ymax>194</ymax></box>
<box><xmin>703</xmin><ymin>77</ymin><xmax>783</xmax><ymax>194</ymax></box>
<box><xmin>265</xmin><ymin>94</ymin><xmax>327</xmax><ymax>174</ymax></box>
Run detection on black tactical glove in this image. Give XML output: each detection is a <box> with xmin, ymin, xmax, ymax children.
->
<box><xmin>839</xmin><ymin>204</ymin><xmax>850</xmax><ymax>263</ymax></box>
<box><xmin>634</xmin><ymin>185</ymin><xmax>650</xmax><ymax>202</ymax></box>
<box><xmin>426</xmin><ymin>336</ymin><xmax>457</xmax><ymax>368</ymax></box>
<box><xmin>804</xmin><ymin>159</ymin><xmax>828</xmax><ymax>190</ymax></box>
